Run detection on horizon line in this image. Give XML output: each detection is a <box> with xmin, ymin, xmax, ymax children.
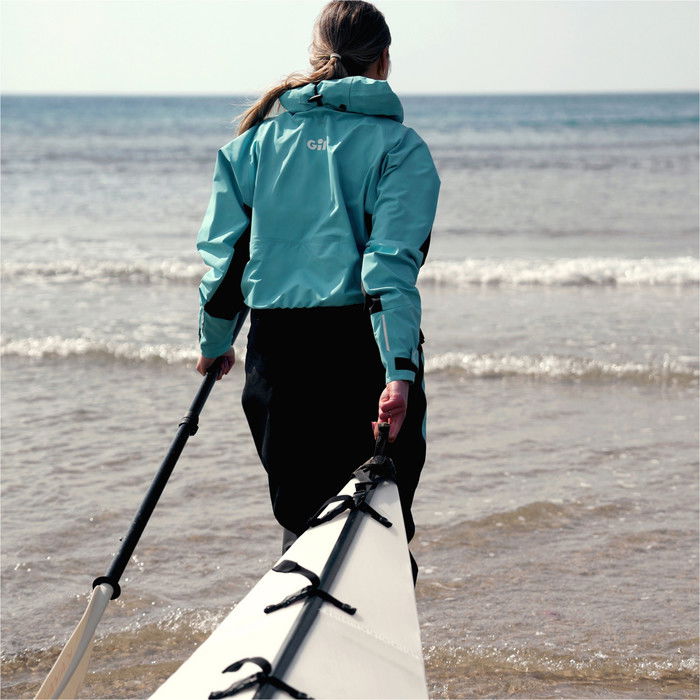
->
<box><xmin>2</xmin><ymin>88</ymin><xmax>698</xmax><ymax>98</ymax></box>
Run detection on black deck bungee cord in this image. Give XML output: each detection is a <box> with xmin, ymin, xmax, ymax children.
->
<box><xmin>209</xmin><ymin>423</ymin><xmax>396</xmax><ymax>700</ymax></box>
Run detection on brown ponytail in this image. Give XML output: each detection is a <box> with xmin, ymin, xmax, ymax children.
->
<box><xmin>237</xmin><ymin>1</ymin><xmax>391</xmax><ymax>135</ymax></box>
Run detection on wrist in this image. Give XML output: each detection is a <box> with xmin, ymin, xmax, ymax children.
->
<box><xmin>387</xmin><ymin>380</ymin><xmax>410</xmax><ymax>397</ymax></box>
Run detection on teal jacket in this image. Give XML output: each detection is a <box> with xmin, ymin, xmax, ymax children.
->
<box><xmin>197</xmin><ymin>77</ymin><xmax>440</xmax><ymax>383</ymax></box>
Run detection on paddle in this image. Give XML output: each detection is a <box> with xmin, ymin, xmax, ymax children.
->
<box><xmin>35</xmin><ymin>358</ymin><xmax>222</xmax><ymax>699</ymax></box>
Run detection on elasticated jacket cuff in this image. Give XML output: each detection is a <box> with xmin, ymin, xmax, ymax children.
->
<box><xmin>385</xmin><ymin>368</ymin><xmax>416</xmax><ymax>384</ymax></box>
<box><xmin>199</xmin><ymin>308</ymin><xmax>247</xmax><ymax>358</ymax></box>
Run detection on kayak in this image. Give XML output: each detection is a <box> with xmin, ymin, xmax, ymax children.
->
<box><xmin>150</xmin><ymin>451</ymin><xmax>427</xmax><ymax>700</ymax></box>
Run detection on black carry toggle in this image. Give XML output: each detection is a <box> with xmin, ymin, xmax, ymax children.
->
<box><xmin>375</xmin><ymin>421</ymin><xmax>391</xmax><ymax>457</ymax></box>
<box><xmin>307</xmin><ymin>493</ymin><xmax>392</xmax><ymax>528</ymax></box>
<box><xmin>264</xmin><ymin>560</ymin><xmax>356</xmax><ymax>616</ymax></box>
<box><xmin>351</xmin><ymin>422</ymin><xmax>396</xmax><ymax>484</ymax></box>
<box><xmin>353</xmin><ymin>455</ymin><xmax>397</xmax><ymax>486</ymax></box>
<box><xmin>209</xmin><ymin>657</ymin><xmax>312</xmax><ymax>699</ymax></box>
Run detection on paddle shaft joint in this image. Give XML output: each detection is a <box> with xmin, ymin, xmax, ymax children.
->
<box><xmin>179</xmin><ymin>411</ymin><xmax>200</xmax><ymax>435</ymax></box>
<box><xmin>91</xmin><ymin>360</ymin><xmax>221</xmax><ymax>600</ymax></box>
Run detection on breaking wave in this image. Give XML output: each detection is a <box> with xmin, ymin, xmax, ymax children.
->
<box><xmin>0</xmin><ymin>337</ymin><xmax>204</xmax><ymax>364</ymax></box>
<box><xmin>3</xmin><ymin>257</ymin><xmax>698</xmax><ymax>287</ymax></box>
<box><xmin>424</xmin><ymin>352</ymin><xmax>699</xmax><ymax>384</ymax></box>
<box><xmin>423</xmin><ymin>643</ymin><xmax>698</xmax><ymax>690</ymax></box>
<box><xmin>0</xmin><ymin>260</ymin><xmax>203</xmax><ymax>284</ymax></box>
<box><xmin>3</xmin><ymin>337</ymin><xmax>697</xmax><ymax>385</ymax></box>
<box><xmin>420</xmin><ymin>256</ymin><xmax>699</xmax><ymax>287</ymax></box>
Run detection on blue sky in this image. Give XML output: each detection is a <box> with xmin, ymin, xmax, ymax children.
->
<box><xmin>2</xmin><ymin>0</ymin><xmax>698</xmax><ymax>95</ymax></box>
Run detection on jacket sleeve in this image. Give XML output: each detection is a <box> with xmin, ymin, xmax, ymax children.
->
<box><xmin>361</xmin><ymin>129</ymin><xmax>440</xmax><ymax>384</ymax></box>
<box><xmin>197</xmin><ymin>142</ymin><xmax>254</xmax><ymax>358</ymax></box>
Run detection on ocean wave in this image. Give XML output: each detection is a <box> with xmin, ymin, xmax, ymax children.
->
<box><xmin>453</xmin><ymin>500</ymin><xmax>627</xmax><ymax>535</ymax></box>
<box><xmin>0</xmin><ymin>260</ymin><xmax>203</xmax><ymax>284</ymax></box>
<box><xmin>3</xmin><ymin>257</ymin><xmax>698</xmax><ymax>288</ymax></box>
<box><xmin>0</xmin><ymin>610</ymin><xmax>226</xmax><ymax>698</ymax></box>
<box><xmin>3</xmin><ymin>338</ymin><xmax>697</xmax><ymax>386</ymax></box>
<box><xmin>421</xmin><ymin>256</ymin><xmax>699</xmax><ymax>287</ymax></box>
<box><xmin>416</xmin><ymin>501</ymin><xmax>634</xmax><ymax>548</ymax></box>
<box><xmin>425</xmin><ymin>352</ymin><xmax>699</xmax><ymax>384</ymax></box>
<box><xmin>4</xmin><ymin>619</ymin><xmax>695</xmax><ymax>699</ymax></box>
<box><xmin>424</xmin><ymin>643</ymin><xmax>698</xmax><ymax>687</ymax></box>
<box><xmin>0</xmin><ymin>337</ymin><xmax>205</xmax><ymax>364</ymax></box>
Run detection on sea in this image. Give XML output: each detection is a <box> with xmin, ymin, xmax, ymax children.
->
<box><xmin>1</xmin><ymin>92</ymin><xmax>698</xmax><ymax>699</ymax></box>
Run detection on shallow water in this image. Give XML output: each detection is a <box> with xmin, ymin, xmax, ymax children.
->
<box><xmin>1</xmin><ymin>92</ymin><xmax>698</xmax><ymax>698</ymax></box>
<box><xmin>2</xmin><ymin>356</ymin><xmax>697</xmax><ymax>698</ymax></box>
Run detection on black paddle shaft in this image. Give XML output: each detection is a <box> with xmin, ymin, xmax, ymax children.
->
<box><xmin>93</xmin><ymin>359</ymin><xmax>222</xmax><ymax>600</ymax></box>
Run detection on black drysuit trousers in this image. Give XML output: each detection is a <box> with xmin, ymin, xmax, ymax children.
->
<box><xmin>241</xmin><ymin>305</ymin><xmax>426</xmax><ymax>574</ymax></box>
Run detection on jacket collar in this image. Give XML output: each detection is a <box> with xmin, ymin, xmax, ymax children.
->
<box><xmin>279</xmin><ymin>77</ymin><xmax>404</xmax><ymax>123</ymax></box>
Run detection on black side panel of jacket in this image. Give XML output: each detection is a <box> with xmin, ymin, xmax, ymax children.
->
<box><xmin>203</xmin><ymin>223</ymin><xmax>251</xmax><ymax>320</ymax></box>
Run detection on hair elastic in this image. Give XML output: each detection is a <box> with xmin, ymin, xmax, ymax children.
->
<box><xmin>329</xmin><ymin>53</ymin><xmax>342</xmax><ymax>60</ymax></box>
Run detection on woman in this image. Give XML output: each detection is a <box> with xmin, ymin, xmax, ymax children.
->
<box><xmin>195</xmin><ymin>0</ymin><xmax>439</xmax><ymax>579</ymax></box>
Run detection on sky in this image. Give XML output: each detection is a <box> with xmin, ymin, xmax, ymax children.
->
<box><xmin>1</xmin><ymin>0</ymin><xmax>698</xmax><ymax>95</ymax></box>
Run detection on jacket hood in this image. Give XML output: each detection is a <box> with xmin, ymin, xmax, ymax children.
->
<box><xmin>279</xmin><ymin>77</ymin><xmax>404</xmax><ymax>123</ymax></box>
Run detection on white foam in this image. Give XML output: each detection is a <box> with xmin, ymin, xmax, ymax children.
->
<box><xmin>3</xmin><ymin>337</ymin><xmax>696</xmax><ymax>384</ymax></box>
<box><xmin>425</xmin><ymin>352</ymin><xmax>699</xmax><ymax>383</ymax></box>
<box><xmin>3</xmin><ymin>256</ymin><xmax>698</xmax><ymax>287</ymax></box>
<box><xmin>0</xmin><ymin>260</ymin><xmax>203</xmax><ymax>284</ymax></box>
<box><xmin>0</xmin><ymin>336</ymin><xmax>207</xmax><ymax>365</ymax></box>
<box><xmin>420</xmin><ymin>257</ymin><xmax>699</xmax><ymax>287</ymax></box>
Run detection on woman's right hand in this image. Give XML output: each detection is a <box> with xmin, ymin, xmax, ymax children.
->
<box><xmin>373</xmin><ymin>380</ymin><xmax>410</xmax><ymax>442</ymax></box>
<box><xmin>196</xmin><ymin>347</ymin><xmax>235</xmax><ymax>380</ymax></box>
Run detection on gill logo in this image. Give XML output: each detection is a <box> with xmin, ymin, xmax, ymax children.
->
<box><xmin>306</xmin><ymin>138</ymin><xmax>328</xmax><ymax>151</ymax></box>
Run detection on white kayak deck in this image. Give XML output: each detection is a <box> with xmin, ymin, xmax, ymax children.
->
<box><xmin>151</xmin><ymin>476</ymin><xmax>427</xmax><ymax>699</ymax></box>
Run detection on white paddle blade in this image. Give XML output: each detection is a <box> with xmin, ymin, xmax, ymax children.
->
<box><xmin>35</xmin><ymin>583</ymin><xmax>113</xmax><ymax>699</ymax></box>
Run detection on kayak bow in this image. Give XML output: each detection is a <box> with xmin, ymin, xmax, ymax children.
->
<box><xmin>152</xmin><ymin>425</ymin><xmax>427</xmax><ymax>700</ymax></box>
